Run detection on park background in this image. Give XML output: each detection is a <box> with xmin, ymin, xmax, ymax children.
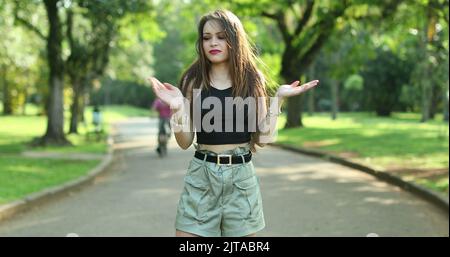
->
<box><xmin>0</xmin><ymin>0</ymin><xmax>448</xmax><ymax>209</ymax></box>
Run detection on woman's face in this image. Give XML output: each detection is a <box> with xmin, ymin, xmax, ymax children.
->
<box><xmin>202</xmin><ymin>20</ymin><xmax>229</xmax><ymax>64</ymax></box>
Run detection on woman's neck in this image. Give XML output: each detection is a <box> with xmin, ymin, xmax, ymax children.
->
<box><xmin>210</xmin><ymin>62</ymin><xmax>230</xmax><ymax>85</ymax></box>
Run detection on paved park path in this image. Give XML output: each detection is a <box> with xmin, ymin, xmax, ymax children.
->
<box><xmin>0</xmin><ymin>118</ymin><xmax>448</xmax><ymax>236</ymax></box>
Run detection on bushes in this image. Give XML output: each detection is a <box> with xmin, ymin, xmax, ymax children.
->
<box><xmin>361</xmin><ymin>48</ymin><xmax>414</xmax><ymax>116</ymax></box>
<box><xmin>90</xmin><ymin>78</ymin><xmax>155</xmax><ymax>109</ymax></box>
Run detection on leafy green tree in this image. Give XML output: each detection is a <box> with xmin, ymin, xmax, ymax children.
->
<box><xmin>1</xmin><ymin>1</ymin><xmax>45</xmax><ymax>116</ymax></box>
<box><xmin>361</xmin><ymin>48</ymin><xmax>413</xmax><ymax>116</ymax></box>
<box><xmin>66</xmin><ymin>0</ymin><xmax>154</xmax><ymax>134</ymax></box>
<box><xmin>342</xmin><ymin>74</ymin><xmax>364</xmax><ymax>112</ymax></box>
<box><xmin>13</xmin><ymin>0</ymin><xmax>68</xmax><ymax>145</ymax></box>
<box><xmin>386</xmin><ymin>0</ymin><xmax>449</xmax><ymax>121</ymax></box>
<box><xmin>228</xmin><ymin>0</ymin><xmax>404</xmax><ymax>127</ymax></box>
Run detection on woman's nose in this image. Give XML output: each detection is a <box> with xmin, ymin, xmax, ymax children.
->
<box><xmin>210</xmin><ymin>37</ymin><xmax>218</xmax><ymax>46</ymax></box>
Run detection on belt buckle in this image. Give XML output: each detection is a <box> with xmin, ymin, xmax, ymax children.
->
<box><xmin>217</xmin><ymin>154</ymin><xmax>232</xmax><ymax>166</ymax></box>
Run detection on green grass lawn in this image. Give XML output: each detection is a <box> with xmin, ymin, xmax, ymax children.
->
<box><xmin>0</xmin><ymin>156</ymin><xmax>99</xmax><ymax>204</ymax></box>
<box><xmin>276</xmin><ymin>112</ymin><xmax>449</xmax><ymax>194</ymax></box>
<box><xmin>0</xmin><ymin>104</ymin><xmax>152</xmax><ymax>205</ymax></box>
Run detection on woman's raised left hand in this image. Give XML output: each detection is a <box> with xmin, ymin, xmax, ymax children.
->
<box><xmin>276</xmin><ymin>80</ymin><xmax>320</xmax><ymax>99</ymax></box>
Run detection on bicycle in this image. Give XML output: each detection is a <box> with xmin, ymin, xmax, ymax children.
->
<box><xmin>156</xmin><ymin>118</ymin><xmax>171</xmax><ymax>157</ymax></box>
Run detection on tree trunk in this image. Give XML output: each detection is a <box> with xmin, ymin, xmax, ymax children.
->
<box><xmin>69</xmin><ymin>78</ymin><xmax>81</xmax><ymax>134</ymax></box>
<box><xmin>420</xmin><ymin>3</ymin><xmax>433</xmax><ymax>123</ymax></box>
<box><xmin>1</xmin><ymin>65</ymin><xmax>12</xmax><ymax>115</ymax></box>
<box><xmin>68</xmin><ymin>77</ymin><xmax>88</xmax><ymax>133</ymax></box>
<box><xmin>444</xmin><ymin>80</ymin><xmax>449</xmax><ymax>122</ymax></box>
<box><xmin>21</xmin><ymin>70</ymin><xmax>29</xmax><ymax>115</ymax></box>
<box><xmin>282</xmin><ymin>49</ymin><xmax>304</xmax><ymax>128</ymax></box>
<box><xmin>285</xmin><ymin>95</ymin><xmax>303</xmax><ymax>128</ymax></box>
<box><xmin>421</xmin><ymin>74</ymin><xmax>432</xmax><ymax>123</ymax></box>
<box><xmin>79</xmin><ymin>89</ymin><xmax>86</xmax><ymax>123</ymax></box>
<box><xmin>41</xmin><ymin>76</ymin><xmax>67</xmax><ymax>144</ymax></box>
<box><xmin>22</xmin><ymin>86</ymin><xmax>28</xmax><ymax>115</ymax></box>
<box><xmin>307</xmin><ymin>65</ymin><xmax>315</xmax><ymax>116</ymax></box>
<box><xmin>34</xmin><ymin>0</ymin><xmax>70</xmax><ymax>146</ymax></box>
<box><xmin>429</xmin><ymin>83</ymin><xmax>440</xmax><ymax>119</ymax></box>
<box><xmin>79</xmin><ymin>78</ymin><xmax>92</xmax><ymax>124</ymax></box>
<box><xmin>307</xmin><ymin>90</ymin><xmax>315</xmax><ymax>116</ymax></box>
<box><xmin>331</xmin><ymin>79</ymin><xmax>339</xmax><ymax>120</ymax></box>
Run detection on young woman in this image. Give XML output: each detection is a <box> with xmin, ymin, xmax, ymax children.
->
<box><xmin>149</xmin><ymin>9</ymin><xmax>319</xmax><ymax>237</ymax></box>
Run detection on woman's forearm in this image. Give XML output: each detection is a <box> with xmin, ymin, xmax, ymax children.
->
<box><xmin>171</xmin><ymin>107</ymin><xmax>194</xmax><ymax>150</ymax></box>
<box><xmin>257</xmin><ymin>96</ymin><xmax>284</xmax><ymax>145</ymax></box>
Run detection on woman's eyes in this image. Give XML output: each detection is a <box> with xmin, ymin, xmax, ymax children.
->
<box><xmin>202</xmin><ymin>36</ymin><xmax>226</xmax><ymax>40</ymax></box>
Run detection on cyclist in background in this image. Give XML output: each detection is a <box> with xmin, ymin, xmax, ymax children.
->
<box><xmin>152</xmin><ymin>98</ymin><xmax>172</xmax><ymax>157</ymax></box>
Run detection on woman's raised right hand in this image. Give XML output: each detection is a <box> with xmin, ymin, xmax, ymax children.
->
<box><xmin>148</xmin><ymin>77</ymin><xmax>184</xmax><ymax>111</ymax></box>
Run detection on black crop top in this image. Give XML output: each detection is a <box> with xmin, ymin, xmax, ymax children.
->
<box><xmin>195</xmin><ymin>86</ymin><xmax>252</xmax><ymax>145</ymax></box>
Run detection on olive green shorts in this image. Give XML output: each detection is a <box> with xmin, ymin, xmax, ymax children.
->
<box><xmin>175</xmin><ymin>144</ymin><xmax>265</xmax><ymax>237</ymax></box>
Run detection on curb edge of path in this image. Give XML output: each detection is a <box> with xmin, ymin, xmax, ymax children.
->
<box><xmin>269</xmin><ymin>143</ymin><xmax>449</xmax><ymax>213</ymax></box>
<box><xmin>0</xmin><ymin>126</ymin><xmax>117</xmax><ymax>224</ymax></box>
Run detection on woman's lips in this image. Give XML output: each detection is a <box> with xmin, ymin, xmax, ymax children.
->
<box><xmin>209</xmin><ymin>50</ymin><xmax>222</xmax><ymax>55</ymax></box>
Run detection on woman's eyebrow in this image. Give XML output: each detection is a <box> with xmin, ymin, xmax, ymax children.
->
<box><xmin>203</xmin><ymin>31</ymin><xmax>225</xmax><ymax>35</ymax></box>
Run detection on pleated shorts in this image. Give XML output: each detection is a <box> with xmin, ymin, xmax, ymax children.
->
<box><xmin>175</xmin><ymin>145</ymin><xmax>265</xmax><ymax>237</ymax></box>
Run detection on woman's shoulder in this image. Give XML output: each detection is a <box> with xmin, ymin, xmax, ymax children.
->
<box><xmin>180</xmin><ymin>75</ymin><xmax>196</xmax><ymax>100</ymax></box>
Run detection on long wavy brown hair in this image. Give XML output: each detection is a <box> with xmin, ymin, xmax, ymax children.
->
<box><xmin>179</xmin><ymin>9</ymin><xmax>270</xmax><ymax>153</ymax></box>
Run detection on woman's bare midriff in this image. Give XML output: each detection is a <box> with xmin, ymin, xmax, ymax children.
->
<box><xmin>198</xmin><ymin>142</ymin><xmax>249</xmax><ymax>154</ymax></box>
